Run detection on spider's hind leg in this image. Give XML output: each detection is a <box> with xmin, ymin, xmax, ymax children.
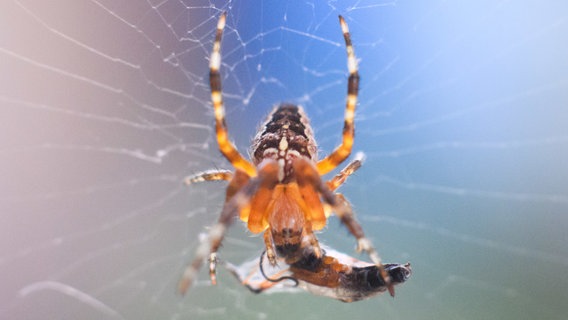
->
<box><xmin>178</xmin><ymin>169</ymin><xmax>249</xmax><ymax>294</ymax></box>
<box><xmin>316</xmin><ymin>16</ymin><xmax>359</xmax><ymax>175</ymax></box>
<box><xmin>178</xmin><ymin>162</ymin><xmax>279</xmax><ymax>295</ymax></box>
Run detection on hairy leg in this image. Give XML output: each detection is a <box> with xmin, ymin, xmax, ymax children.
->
<box><xmin>326</xmin><ymin>151</ymin><xmax>365</xmax><ymax>191</ymax></box>
<box><xmin>184</xmin><ymin>169</ymin><xmax>233</xmax><ymax>185</ymax></box>
<box><xmin>209</xmin><ymin>12</ymin><xmax>256</xmax><ymax>177</ymax></box>
<box><xmin>316</xmin><ymin>16</ymin><xmax>359</xmax><ymax>175</ymax></box>
<box><xmin>178</xmin><ymin>161</ymin><xmax>279</xmax><ymax>294</ymax></box>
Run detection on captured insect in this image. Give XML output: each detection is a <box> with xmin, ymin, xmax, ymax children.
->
<box><xmin>225</xmin><ymin>246</ymin><xmax>412</xmax><ymax>302</ymax></box>
<box><xmin>178</xmin><ymin>12</ymin><xmax>395</xmax><ymax>296</ymax></box>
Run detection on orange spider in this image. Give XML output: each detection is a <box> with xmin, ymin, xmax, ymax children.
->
<box><xmin>178</xmin><ymin>12</ymin><xmax>394</xmax><ymax>296</ymax></box>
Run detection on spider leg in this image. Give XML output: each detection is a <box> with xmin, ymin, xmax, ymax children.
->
<box><xmin>178</xmin><ymin>162</ymin><xmax>278</xmax><ymax>295</ymax></box>
<box><xmin>184</xmin><ymin>168</ymin><xmax>235</xmax><ymax>284</ymax></box>
<box><xmin>210</xmin><ymin>12</ymin><xmax>256</xmax><ymax>177</ymax></box>
<box><xmin>294</xmin><ymin>157</ymin><xmax>395</xmax><ymax>297</ymax></box>
<box><xmin>263</xmin><ymin>229</ymin><xmax>277</xmax><ymax>265</ymax></box>
<box><xmin>326</xmin><ymin>151</ymin><xmax>365</xmax><ymax>191</ymax></box>
<box><xmin>184</xmin><ymin>169</ymin><xmax>233</xmax><ymax>185</ymax></box>
<box><xmin>331</xmin><ymin>194</ymin><xmax>395</xmax><ymax>297</ymax></box>
<box><xmin>316</xmin><ymin>16</ymin><xmax>359</xmax><ymax>175</ymax></box>
<box><xmin>303</xmin><ymin>222</ymin><xmax>323</xmax><ymax>260</ymax></box>
<box><xmin>207</xmin><ymin>169</ymin><xmax>251</xmax><ymax>285</ymax></box>
<box><xmin>178</xmin><ymin>179</ymin><xmax>256</xmax><ymax>294</ymax></box>
<box><xmin>323</xmin><ymin>153</ymin><xmax>365</xmax><ymax>218</ymax></box>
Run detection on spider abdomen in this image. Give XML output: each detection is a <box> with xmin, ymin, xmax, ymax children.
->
<box><xmin>251</xmin><ymin>104</ymin><xmax>317</xmax><ymax>182</ymax></box>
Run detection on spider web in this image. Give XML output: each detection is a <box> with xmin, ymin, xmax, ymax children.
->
<box><xmin>2</xmin><ymin>0</ymin><xmax>568</xmax><ymax>319</ymax></box>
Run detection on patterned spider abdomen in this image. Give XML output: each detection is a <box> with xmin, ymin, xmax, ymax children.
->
<box><xmin>251</xmin><ymin>104</ymin><xmax>317</xmax><ymax>183</ymax></box>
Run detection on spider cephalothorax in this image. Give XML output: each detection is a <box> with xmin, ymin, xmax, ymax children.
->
<box><xmin>178</xmin><ymin>12</ymin><xmax>394</xmax><ymax>297</ymax></box>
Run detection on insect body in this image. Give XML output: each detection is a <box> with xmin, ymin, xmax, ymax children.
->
<box><xmin>178</xmin><ymin>12</ymin><xmax>395</xmax><ymax>297</ymax></box>
<box><xmin>226</xmin><ymin>246</ymin><xmax>412</xmax><ymax>302</ymax></box>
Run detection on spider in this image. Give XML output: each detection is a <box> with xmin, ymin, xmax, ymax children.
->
<box><xmin>178</xmin><ymin>12</ymin><xmax>394</xmax><ymax>296</ymax></box>
<box><xmin>226</xmin><ymin>246</ymin><xmax>412</xmax><ymax>302</ymax></box>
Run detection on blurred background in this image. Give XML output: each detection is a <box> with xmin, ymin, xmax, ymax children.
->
<box><xmin>1</xmin><ymin>1</ymin><xmax>567</xmax><ymax>319</ymax></box>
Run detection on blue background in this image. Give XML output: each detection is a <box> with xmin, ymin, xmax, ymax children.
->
<box><xmin>2</xmin><ymin>1</ymin><xmax>567</xmax><ymax>319</ymax></box>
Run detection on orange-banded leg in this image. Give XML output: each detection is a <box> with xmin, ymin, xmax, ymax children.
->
<box><xmin>178</xmin><ymin>161</ymin><xmax>279</xmax><ymax>295</ymax></box>
<box><xmin>323</xmin><ymin>151</ymin><xmax>364</xmax><ymax>218</ymax></box>
<box><xmin>294</xmin><ymin>157</ymin><xmax>395</xmax><ymax>297</ymax></box>
<box><xmin>326</xmin><ymin>151</ymin><xmax>365</xmax><ymax>192</ymax></box>
<box><xmin>210</xmin><ymin>12</ymin><xmax>256</xmax><ymax>178</ymax></box>
<box><xmin>184</xmin><ymin>169</ymin><xmax>233</xmax><ymax>185</ymax></box>
<box><xmin>317</xmin><ymin>15</ymin><xmax>359</xmax><ymax>175</ymax></box>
